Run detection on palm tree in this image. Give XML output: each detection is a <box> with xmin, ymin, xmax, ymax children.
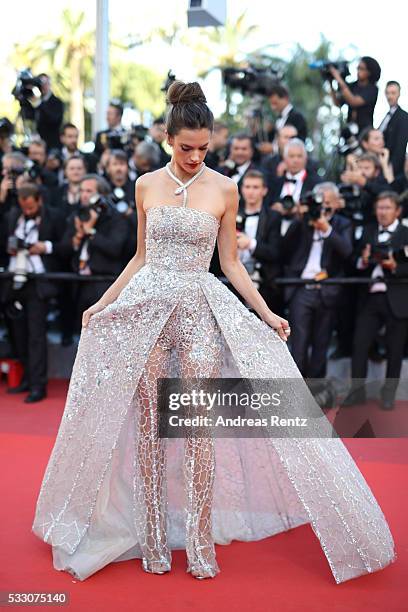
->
<box><xmin>11</xmin><ymin>8</ymin><xmax>94</xmax><ymax>144</ymax></box>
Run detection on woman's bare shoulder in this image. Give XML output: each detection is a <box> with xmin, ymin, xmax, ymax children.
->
<box><xmin>205</xmin><ymin>167</ymin><xmax>238</xmax><ymax>193</ymax></box>
<box><xmin>136</xmin><ymin>167</ymin><xmax>165</xmax><ymax>188</ymax></box>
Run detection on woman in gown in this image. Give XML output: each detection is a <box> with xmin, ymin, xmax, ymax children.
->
<box><xmin>32</xmin><ymin>81</ymin><xmax>396</xmax><ymax>582</ymax></box>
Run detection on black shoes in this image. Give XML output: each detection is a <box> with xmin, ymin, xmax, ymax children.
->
<box><xmin>24</xmin><ymin>389</ymin><xmax>47</xmax><ymax>403</ymax></box>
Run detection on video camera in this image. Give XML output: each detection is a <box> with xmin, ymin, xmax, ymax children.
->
<box><xmin>300</xmin><ymin>191</ymin><xmax>325</xmax><ymax>222</ymax></box>
<box><xmin>309</xmin><ymin>60</ymin><xmax>350</xmax><ymax>83</ymax></box>
<box><xmin>222</xmin><ymin>64</ymin><xmax>283</xmax><ymax>96</ymax></box>
<box><xmin>12</xmin><ymin>69</ymin><xmax>43</xmax><ymax>103</ymax></box>
<box><xmin>77</xmin><ymin>193</ymin><xmax>110</xmax><ymax>223</ymax></box>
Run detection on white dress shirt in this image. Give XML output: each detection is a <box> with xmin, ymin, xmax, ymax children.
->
<box><xmin>357</xmin><ymin>219</ymin><xmax>399</xmax><ymax>292</ymax></box>
<box><xmin>301</xmin><ymin>226</ymin><xmax>333</xmax><ymax>279</ymax></box>
<box><xmin>378</xmin><ymin>106</ymin><xmax>398</xmax><ymax>133</ymax></box>
<box><xmin>231</xmin><ymin>160</ymin><xmax>251</xmax><ymax>184</ymax></box>
<box><xmin>8</xmin><ymin>215</ymin><xmax>52</xmax><ymax>274</ymax></box>
<box><xmin>239</xmin><ymin>211</ymin><xmax>260</xmax><ymax>271</ymax></box>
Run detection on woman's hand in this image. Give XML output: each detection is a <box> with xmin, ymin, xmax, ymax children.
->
<box><xmin>82</xmin><ymin>301</ymin><xmax>109</xmax><ymax>328</ymax></box>
<box><xmin>262</xmin><ymin>311</ymin><xmax>291</xmax><ymax>342</ymax></box>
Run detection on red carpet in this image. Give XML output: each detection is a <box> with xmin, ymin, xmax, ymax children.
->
<box><xmin>0</xmin><ymin>379</ymin><xmax>406</xmax><ymax>611</ymax></box>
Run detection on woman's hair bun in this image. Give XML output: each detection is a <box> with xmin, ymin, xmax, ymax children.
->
<box><xmin>166</xmin><ymin>80</ymin><xmax>207</xmax><ymax>106</ymax></box>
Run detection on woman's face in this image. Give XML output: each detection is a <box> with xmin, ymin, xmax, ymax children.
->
<box><xmin>357</xmin><ymin>61</ymin><xmax>369</xmax><ymax>82</ymax></box>
<box><xmin>167</xmin><ymin>128</ymin><xmax>211</xmax><ymax>174</ymax></box>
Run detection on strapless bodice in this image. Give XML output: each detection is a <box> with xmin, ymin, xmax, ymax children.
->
<box><xmin>144</xmin><ymin>205</ymin><xmax>220</xmax><ymax>273</ymax></box>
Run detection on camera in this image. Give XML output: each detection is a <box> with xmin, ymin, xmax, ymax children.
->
<box><xmin>77</xmin><ymin>193</ymin><xmax>109</xmax><ymax>223</ymax></box>
<box><xmin>7</xmin><ymin>236</ymin><xmax>32</xmax><ymax>290</ymax></box>
<box><xmin>12</xmin><ymin>69</ymin><xmax>43</xmax><ymax>103</ymax></box>
<box><xmin>370</xmin><ymin>239</ymin><xmax>392</xmax><ymax>264</ymax></box>
<box><xmin>222</xmin><ymin>63</ymin><xmax>283</xmax><ymax>96</ymax></box>
<box><xmin>277</xmin><ymin>194</ymin><xmax>296</xmax><ymax>212</ymax></box>
<box><xmin>338</xmin><ymin>183</ymin><xmax>362</xmax><ymax>215</ymax></box>
<box><xmin>300</xmin><ymin>191</ymin><xmax>324</xmax><ymax>221</ymax></box>
<box><xmin>100</xmin><ymin>130</ymin><xmax>129</xmax><ymax>151</ymax></box>
<box><xmin>309</xmin><ymin>60</ymin><xmax>350</xmax><ymax>83</ymax></box>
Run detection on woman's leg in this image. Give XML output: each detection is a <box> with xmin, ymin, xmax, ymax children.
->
<box><xmin>134</xmin><ymin>336</ymin><xmax>172</xmax><ymax>573</ymax></box>
<box><xmin>177</xmin><ymin>296</ymin><xmax>223</xmax><ymax>578</ymax></box>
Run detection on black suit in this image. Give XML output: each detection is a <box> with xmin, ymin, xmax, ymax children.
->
<box><xmin>59</xmin><ymin>205</ymin><xmax>129</xmax><ymax>329</ymax></box>
<box><xmin>350</xmin><ymin>222</ymin><xmax>408</xmax><ymax>398</ymax></box>
<box><xmin>382</xmin><ymin>106</ymin><xmax>408</xmax><ymax>176</ymax></box>
<box><xmin>0</xmin><ymin>205</ymin><xmax>66</xmax><ymax>392</ymax></box>
<box><xmin>282</xmin><ymin>214</ymin><xmax>353</xmax><ymax>377</ymax></box>
<box><xmin>282</xmin><ymin>108</ymin><xmax>308</xmax><ymax>141</ymax></box>
<box><xmin>209</xmin><ymin>205</ymin><xmax>284</xmax><ymax>314</ymax></box>
<box><xmin>22</xmin><ymin>94</ymin><xmax>64</xmax><ymax>150</ymax></box>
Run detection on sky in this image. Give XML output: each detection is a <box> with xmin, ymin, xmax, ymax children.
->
<box><xmin>0</xmin><ymin>0</ymin><xmax>406</xmax><ymax>127</ymax></box>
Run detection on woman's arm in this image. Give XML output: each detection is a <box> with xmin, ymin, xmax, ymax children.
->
<box><xmin>217</xmin><ymin>181</ymin><xmax>290</xmax><ymax>341</ymax></box>
<box><xmin>82</xmin><ymin>176</ymin><xmax>147</xmax><ymax>326</ymax></box>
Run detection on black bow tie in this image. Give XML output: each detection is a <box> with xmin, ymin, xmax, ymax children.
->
<box><xmin>284</xmin><ymin>177</ymin><xmax>297</xmax><ymax>184</ymax></box>
<box><xmin>245</xmin><ymin>211</ymin><xmax>260</xmax><ymax>217</ymax></box>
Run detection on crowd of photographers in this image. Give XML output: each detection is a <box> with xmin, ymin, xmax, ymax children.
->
<box><xmin>0</xmin><ymin>63</ymin><xmax>408</xmax><ymax>406</ymax></box>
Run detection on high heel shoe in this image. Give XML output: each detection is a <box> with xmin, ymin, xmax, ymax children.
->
<box><xmin>142</xmin><ymin>557</ymin><xmax>171</xmax><ymax>575</ymax></box>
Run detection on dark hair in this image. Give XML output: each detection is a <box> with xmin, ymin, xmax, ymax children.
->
<box><xmin>80</xmin><ymin>173</ymin><xmax>111</xmax><ymax>196</ymax></box>
<box><xmin>375</xmin><ymin>191</ymin><xmax>401</xmax><ymax>208</ymax></box>
<box><xmin>165</xmin><ymin>80</ymin><xmax>214</xmax><ymax>136</ymax></box>
<box><xmin>17</xmin><ymin>181</ymin><xmax>42</xmax><ymax>201</ymax></box>
<box><xmin>231</xmin><ymin>132</ymin><xmax>253</xmax><ymax>147</ymax></box>
<box><xmin>386</xmin><ymin>80</ymin><xmax>401</xmax><ymax>89</ymax></box>
<box><xmin>242</xmin><ymin>169</ymin><xmax>266</xmax><ymax>185</ymax></box>
<box><xmin>357</xmin><ymin>152</ymin><xmax>381</xmax><ymax>171</ymax></box>
<box><xmin>61</xmin><ymin>122</ymin><xmax>78</xmax><ymax>135</ymax></box>
<box><xmin>109</xmin><ymin>149</ymin><xmax>128</xmax><ymax>163</ymax></box>
<box><xmin>109</xmin><ymin>100</ymin><xmax>124</xmax><ymax>118</ymax></box>
<box><xmin>268</xmin><ymin>84</ymin><xmax>290</xmax><ymax>99</ymax></box>
<box><xmin>360</xmin><ymin>56</ymin><xmax>381</xmax><ymax>83</ymax></box>
<box><xmin>63</xmin><ymin>154</ymin><xmax>86</xmax><ymax>170</ymax></box>
<box><xmin>359</xmin><ymin>126</ymin><xmax>377</xmax><ymax>144</ymax></box>
<box><xmin>153</xmin><ymin>116</ymin><xmax>166</xmax><ymax>125</ymax></box>
<box><xmin>213</xmin><ymin>120</ymin><xmax>228</xmax><ymax>132</ymax></box>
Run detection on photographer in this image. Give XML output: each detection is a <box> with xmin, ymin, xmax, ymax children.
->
<box><xmin>94</xmin><ymin>100</ymin><xmax>126</xmax><ymax>159</ymax></box>
<box><xmin>22</xmin><ymin>74</ymin><xmax>64</xmax><ymax>151</ymax></box>
<box><xmin>378</xmin><ymin>81</ymin><xmax>408</xmax><ymax>177</ymax></box>
<box><xmin>281</xmin><ymin>182</ymin><xmax>353</xmax><ymax>377</ymax></box>
<box><xmin>0</xmin><ymin>118</ymin><xmax>15</xmax><ymax>171</ymax></box>
<box><xmin>58</xmin><ymin>173</ymin><xmax>129</xmax><ymax>331</ymax></box>
<box><xmin>358</xmin><ymin>127</ymin><xmax>394</xmax><ymax>182</ymax></box>
<box><xmin>27</xmin><ymin>138</ymin><xmax>59</xmax><ymax>189</ymax></box>
<box><xmin>268</xmin><ymin>138</ymin><xmax>321</xmax><ymax>234</ymax></box>
<box><xmin>329</xmin><ymin>56</ymin><xmax>381</xmax><ymax>133</ymax></box>
<box><xmin>340</xmin><ymin>153</ymin><xmax>389</xmax><ymax>224</ymax></box>
<box><xmin>0</xmin><ymin>152</ymin><xmax>27</xmax><ymax>211</ymax></box>
<box><xmin>1</xmin><ymin>182</ymin><xmax>66</xmax><ymax>402</ymax></box>
<box><xmin>343</xmin><ymin>191</ymin><xmax>408</xmax><ymax>410</ymax></box>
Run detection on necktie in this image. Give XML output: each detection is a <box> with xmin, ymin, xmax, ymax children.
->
<box><xmin>285</xmin><ymin>177</ymin><xmax>297</xmax><ymax>184</ymax></box>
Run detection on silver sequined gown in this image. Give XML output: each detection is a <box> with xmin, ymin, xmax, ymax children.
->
<box><xmin>32</xmin><ymin>204</ymin><xmax>396</xmax><ymax>582</ymax></box>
